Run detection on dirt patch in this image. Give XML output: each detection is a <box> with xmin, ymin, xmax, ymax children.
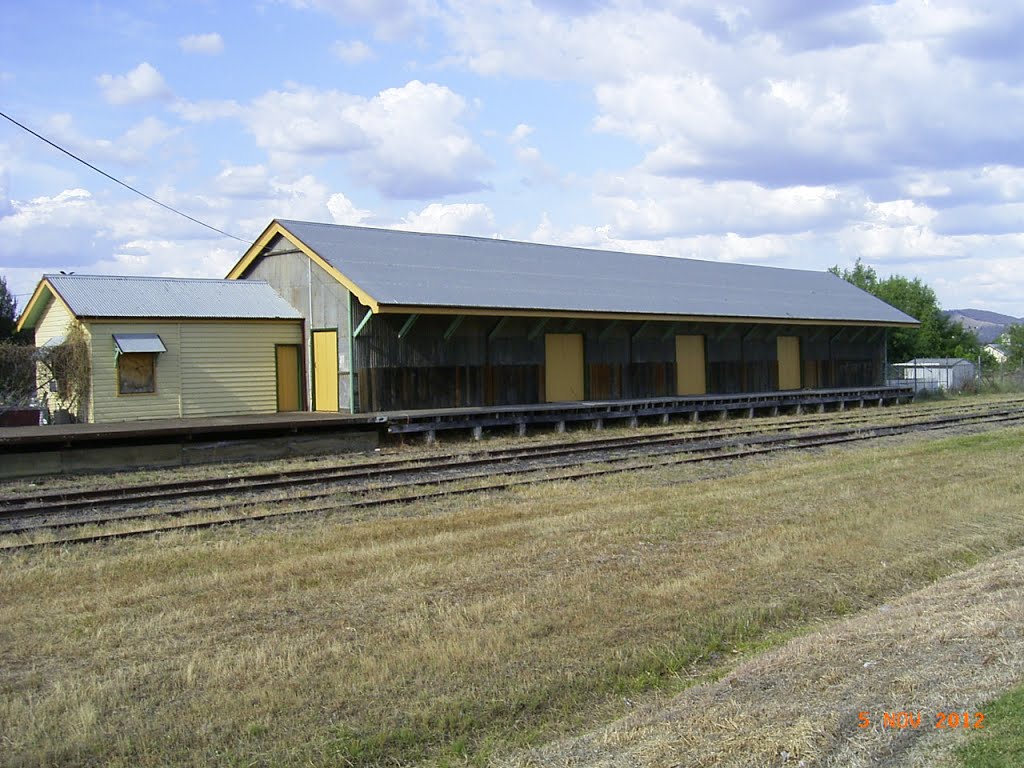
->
<box><xmin>503</xmin><ymin>547</ymin><xmax>1024</xmax><ymax>767</ymax></box>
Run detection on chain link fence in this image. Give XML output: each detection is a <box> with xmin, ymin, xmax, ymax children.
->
<box><xmin>887</xmin><ymin>360</ymin><xmax>1024</xmax><ymax>395</ymax></box>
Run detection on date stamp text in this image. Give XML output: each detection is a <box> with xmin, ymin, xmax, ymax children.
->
<box><xmin>857</xmin><ymin>711</ymin><xmax>985</xmax><ymax>730</ymax></box>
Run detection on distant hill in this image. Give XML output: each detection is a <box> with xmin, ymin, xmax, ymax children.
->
<box><xmin>945</xmin><ymin>309</ymin><xmax>1022</xmax><ymax>344</ymax></box>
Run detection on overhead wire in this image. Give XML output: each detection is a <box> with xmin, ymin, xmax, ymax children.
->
<box><xmin>0</xmin><ymin>109</ymin><xmax>244</xmax><ymax>241</ymax></box>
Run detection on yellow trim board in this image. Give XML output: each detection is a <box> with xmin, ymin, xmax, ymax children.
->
<box><xmin>15</xmin><ymin>278</ymin><xmax>54</xmax><ymax>332</ymax></box>
<box><xmin>225</xmin><ymin>220</ymin><xmax>282</xmax><ymax>278</ymax></box>
<box><xmin>16</xmin><ymin>278</ymin><xmax>77</xmax><ymax>333</ymax></box>
<box><xmin>226</xmin><ymin>220</ymin><xmax>381</xmax><ymax>313</ymax></box>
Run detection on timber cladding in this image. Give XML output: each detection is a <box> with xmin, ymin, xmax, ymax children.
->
<box><xmin>90</xmin><ymin>321</ymin><xmax>304</xmax><ymax>421</ymax></box>
<box><xmin>352</xmin><ymin>313</ymin><xmax>886</xmax><ymax>412</ymax></box>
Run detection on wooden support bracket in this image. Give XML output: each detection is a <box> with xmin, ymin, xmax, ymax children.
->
<box><xmin>398</xmin><ymin>313</ymin><xmax>420</xmax><ymax>340</ymax></box>
<box><xmin>631</xmin><ymin>321</ymin><xmax>651</xmax><ymax>341</ymax></box>
<box><xmin>353</xmin><ymin>311</ymin><xmax>373</xmax><ymax>338</ymax></box>
<box><xmin>598</xmin><ymin>320</ymin><xmax>620</xmax><ymax>341</ymax></box>
<box><xmin>527</xmin><ymin>318</ymin><xmax>550</xmax><ymax>341</ymax></box>
<box><xmin>443</xmin><ymin>315</ymin><xmax>466</xmax><ymax>341</ymax></box>
<box><xmin>488</xmin><ymin>316</ymin><xmax>511</xmax><ymax>341</ymax></box>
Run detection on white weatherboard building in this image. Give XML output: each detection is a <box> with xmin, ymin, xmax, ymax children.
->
<box><xmin>894</xmin><ymin>358</ymin><xmax>977</xmax><ymax>392</ymax></box>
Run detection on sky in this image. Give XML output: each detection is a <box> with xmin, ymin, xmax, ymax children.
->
<box><xmin>2</xmin><ymin>0</ymin><xmax>1024</xmax><ymax>317</ymax></box>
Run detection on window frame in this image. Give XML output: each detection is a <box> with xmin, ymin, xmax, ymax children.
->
<box><xmin>116</xmin><ymin>351</ymin><xmax>158</xmax><ymax>396</ymax></box>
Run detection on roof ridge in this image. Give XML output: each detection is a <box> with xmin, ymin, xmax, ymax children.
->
<box><xmin>45</xmin><ymin>273</ymin><xmax>268</xmax><ymax>285</ymax></box>
<box><xmin>275</xmin><ymin>218</ymin><xmax>823</xmax><ymax>277</ymax></box>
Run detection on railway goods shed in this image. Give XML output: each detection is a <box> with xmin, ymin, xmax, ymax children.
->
<box><xmin>229</xmin><ymin>220</ymin><xmax>919</xmax><ymax>413</ymax></box>
<box><xmin>16</xmin><ymin>274</ymin><xmax>304</xmax><ymax>423</ymax></box>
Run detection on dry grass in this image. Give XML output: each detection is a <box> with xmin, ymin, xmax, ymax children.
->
<box><xmin>503</xmin><ymin>543</ymin><xmax>1024</xmax><ymax>767</ymax></box>
<box><xmin>2</xmin><ymin>426</ymin><xmax>1024</xmax><ymax>767</ymax></box>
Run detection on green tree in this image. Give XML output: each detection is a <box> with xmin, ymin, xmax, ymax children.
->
<box><xmin>829</xmin><ymin>259</ymin><xmax>981</xmax><ymax>363</ymax></box>
<box><xmin>1006</xmin><ymin>325</ymin><xmax>1024</xmax><ymax>370</ymax></box>
<box><xmin>0</xmin><ymin>274</ymin><xmax>19</xmax><ymax>341</ymax></box>
<box><xmin>0</xmin><ymin>275</ymin><xmax>36</xmax><ymax>408</ymax></box>
<box><xmin>828</xmin><ymin>259</ymin><xmax>878</xmax><ymax>293</ymax></box>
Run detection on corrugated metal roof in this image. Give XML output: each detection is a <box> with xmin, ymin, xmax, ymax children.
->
<box><xmin>276</xmin><ymin>219</ymin><xmax>919</xmax><ymax>325</ymax></box>
<box><xmin>44</xmin><ymin>274</ymin><xmax>302</xmax><ymax>320</ymax></box>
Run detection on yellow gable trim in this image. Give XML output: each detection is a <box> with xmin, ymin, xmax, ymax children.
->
<box><xmin>15</xmin><ymin>278</ymin><xmax>79</xmax><ymax>333</ymax></box>
<box><xmin>226</xmin><ymin>220</ymin><xmax>381</xmax><ymax>313</ymax></box>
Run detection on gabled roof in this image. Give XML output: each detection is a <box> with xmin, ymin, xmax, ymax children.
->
<box><xmin>17</xmin><ymin>274</ymin><xmax>302</xmax><ymax>331</ymax></box>
<box><xmin>229</xmin><ymin>219</ymin><xmax>919</xmax><ymax>327</ymax></box>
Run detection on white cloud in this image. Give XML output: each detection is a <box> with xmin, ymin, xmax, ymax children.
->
<box><xmin>507</xmin><ymin>122</ymin><xmax>558</xmax><ymax>184</ymax></box>
<box><xmin>865</xmin><ymin>199</ymin><xmax>936</xmax><ymax>228</ymax></box>
<box><xmin>902</xmin><ymin>174</ymin><xmax>953</xmax><ymax>198</ymax></box>
<box><xmin>178</xmin><ymin>33</ymin><xmax>225</xmax><ymax>55</ymax></box>
<box><xmin>0</xmin><ymin>165</ymin><xmax>13</xmax><ymax>217</ymax></box>
<box><xmin>0</xmin><ymin>189</ymin><xmax>107</xmax><ymax>269</ymax></box>
<box><xmin>439</xmin><ymin>0</ymin><xmax>1024</xmax><ymax>190</ymax></box>
<box><xmin>589</xmin><ymin>172</ymin><xmax>852</xmax><ymax>239</ymax></box>
<box><xmin>96</xmin><ymin>62</ymin><xmax>171</xmax><ymax>105</ymax></box>
<box><xmin>247</xmin><ymin>86</ymin><xmax>366</xmax><ymax>158</ymax></box>
<box><xmin>595</xmin><ymin>74</ymin><xmax>749</xmax><ymax>152</ymax></box>
<box><xmin>95</xmin><ymin>239</ymin><xmax>239</xmax><ymax>282</ymax></box>
<box><xmin>268</xmin><ymin>175</ymin><xmax>333</xmax><ymax>220</ymax></box>
<box><xmin>327</xmin><ymin>193</ymin><xmax>372</xmax><ymax>225</ymax></box>
<box><xmin>246</xmin><ymin>80</ymin><xmax>490</xmax><ymax>198</ymax></box>
<box><xmin>213</xmin><ymin>164</ymin><xmax>271</xmax><ymax>199</ymax></box>
<box><xmin>42</xmin><ymin>114</ymin><xmax>180</xmax><ymax>166</ymax></box>
<box><xmin>332</xmin><ymin>39</ymin><xmax>374</xmax><ymax>63</ymax></box>
<box><xmin>396</xmin><ymin>202</ymin><xmax>495</xmax><ymax>234</ymax></box>
<box><xmin>508</xmin><ymin>123</ymin><xmax>533</xmax><ymax>143</ymax></box>
<box><xmin>0</xmin><ymin>184</ymin><xmax>246</xmax><ymax>293</ymax></box>
<box><xmin>171</xmin><ymin>98</ymin><xmax>244</xmax><ymax>123</ymax></box>
<box><xmin>282</xmin><ymin>0</ymin><xmax>431</xmax><ymax>39</ymax></box>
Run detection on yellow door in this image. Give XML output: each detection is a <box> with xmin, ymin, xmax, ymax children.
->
<box><xmin>777</xmin><ymin>336</ymin><xmax>801</xmax><ymax>390</ymax></box>
<box><xmin>675</xmin><ymin>335</ymin><xmax>706</xmax><ymax>395</ymax></box>
<box><xmin>275</xmin><ymin>345</ymin><xmax>302</xmax><ymax>412</ymax></box>
<box><xmin>545</xmin><ymin>333</ymin><xmax>584</xmax><ymax>402</ymax></box>
<box><xmin>313</xmin><ymin>330</ymin><xmax>339</xmax><ymax>411</ymax></box>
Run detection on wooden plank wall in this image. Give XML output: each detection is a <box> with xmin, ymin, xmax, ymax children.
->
<box><xmin>355</xmin><ymin>315</ymin><xmax>887</xmax><ymax>412</ymax></box>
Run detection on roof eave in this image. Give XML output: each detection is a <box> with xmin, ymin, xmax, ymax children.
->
<box><xmin>374</xmin><ymin>302</ymin><xmax>921</xmax><ymax>327</ymax></box>
<box><xmin>78</xmin><ymin>314</ymin><xmax>303</xmax><ymax>323</ymax></box>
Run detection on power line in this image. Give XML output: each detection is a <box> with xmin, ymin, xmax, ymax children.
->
<box><xmin>0</xmin><ymin>109</ymin><xmax>244</xmax><ymax>242</ymax></box>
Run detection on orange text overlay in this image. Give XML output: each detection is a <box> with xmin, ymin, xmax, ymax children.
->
<box><xmin>858</xmin><ymin>711</ymin><xmax>985</xmax><ymax>730</ymax></box>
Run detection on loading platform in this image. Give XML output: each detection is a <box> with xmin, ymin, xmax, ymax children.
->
<box><xmin>0</xmin><ymin>385</ymin><xmax>913</xmax><ymax>478</ymax></box>
<box><xmin>381</xmin><ymin>385</ymin><xmax>914</xmax><ymax>439</ymax></box>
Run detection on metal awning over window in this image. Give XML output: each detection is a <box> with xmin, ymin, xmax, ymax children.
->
<box><xmin>112</xmin><ymin>333</ymin><xmax>167</xmax><ymax>354</ymax></box>
<box><xmin>40</xmin><ymin>336</ymin><xmax>66</xmax><ymax>348</ymax></box>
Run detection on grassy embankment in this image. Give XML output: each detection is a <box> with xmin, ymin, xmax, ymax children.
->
<box><xmin>956</xmin><ymin>685</ymin><xmax>1024</xmax><ymax>767</ymax></box>
<box><xmin>2</xmin><ymin>426</ymin><xmax>1024</xmax><ymax>767</ymax></box>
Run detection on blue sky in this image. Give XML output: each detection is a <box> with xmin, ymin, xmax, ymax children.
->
<box><xmin>2</xmin><ymin>0</ymin><xmax>1024</xmax><ymax>316</ymax></box>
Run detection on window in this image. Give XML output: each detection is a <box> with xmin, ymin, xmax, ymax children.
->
<box><xmin>118</xmin><ymin>353</ymin><xmax>157</xmax><ymax>394</ymax></box>
<box><xmin>112</xmin><ymin>334</ymin><xmax>166</xmax><ymax>395</ymax></box>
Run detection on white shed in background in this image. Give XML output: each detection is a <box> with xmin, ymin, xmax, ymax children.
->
<box><xmin>894</xmin><ymin>358</ymin><xmax>977</xmax><ymax>392</ymax></box>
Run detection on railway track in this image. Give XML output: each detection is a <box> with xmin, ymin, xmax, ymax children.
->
<box><xmin>2</xmin><ymin>399</ymin><xmax>1023</xmax><ymax>552</ymax></box>
<box><xmin>5</xmin><ymin>396</ymin><xmax>1021</xmax><ymax>515</ymax></box>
